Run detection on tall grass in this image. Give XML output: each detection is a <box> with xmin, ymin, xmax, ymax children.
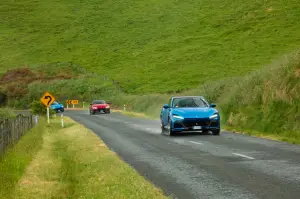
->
<box><xmin>0</xmin><ymin>118</ymin><xmax>46</xmax><ymax>198</ymax></box>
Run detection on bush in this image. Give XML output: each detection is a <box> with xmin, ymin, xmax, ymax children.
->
<box><xmin>30</xmin><ymin>101</ymin><xmax>56</xmax><ymax>115</ymax></box>
<box><xmin>0</xmin><ymin>108</ymin><xmax>16</xmax><ymax>120</ymax></box>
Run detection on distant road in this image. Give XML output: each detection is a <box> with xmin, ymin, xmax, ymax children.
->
<box><xmin>65</xmin><ymin>110</ymin><xmax>300</xmax><ymax>198</ymax></box>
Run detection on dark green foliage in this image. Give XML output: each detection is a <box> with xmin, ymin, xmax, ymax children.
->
<box><xmin>30</xmin><ymin>101</ymin><xmax>56</xmax><ymax>115</ymax></box>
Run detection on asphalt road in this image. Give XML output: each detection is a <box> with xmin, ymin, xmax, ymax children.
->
<box><xmin>65</xmin><ymin>110</ymin><xmax>300</xmax><ymax>199</ymax></box>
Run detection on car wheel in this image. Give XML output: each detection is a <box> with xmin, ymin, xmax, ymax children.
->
<box><xmin>160</xmin><ymin>122</ymin><xmax>165</xmax><ymax>134</ymax></box>
<box><xmin>167</xmin><ymin>119</ymin><xmax>175</xmax><ymax>136</ymax></box>
<box><xmin>212</xmin><ymin>129</ymin><xmax>220</xmax><ymax>136</ymax></box>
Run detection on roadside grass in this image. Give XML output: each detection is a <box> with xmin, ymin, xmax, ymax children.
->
<box><xmin>111</xmin><ymin>52</ymin><xmax>300</xmax><ymax>144</ymax></box>
<box><xmin>1</xmin><ymin>0</ymin><xmax>300</xmax><ymax>93</ymax></box>
<box><xmin>9</xmin><ymin>117</ymin><xmax>169</xmax><ymax>199</ymax></box>
<box><xmin>0</xmin><ymin>118</ymin><xmax>46</xmax><ymax>199</ymax></box>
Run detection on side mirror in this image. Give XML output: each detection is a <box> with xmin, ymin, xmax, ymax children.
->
<box><xmin>163</xmin><ymin>104</ymin><xmax>169</xmax><ymax>109</ymax></box>
<box><xmin>210</xmin><ymin>103</ymin><xmax>216</xmax><ymax>108</ymax></box>
<box><xmin>90</xmin><ymin>104</ymin><xmax>92</xmax><ymax>106</ymax></box>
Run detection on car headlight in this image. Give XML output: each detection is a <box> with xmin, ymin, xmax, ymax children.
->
<box><xmin>172</xmin><ymin>114</ymin><xmax>184</xmax><ymax>119</ymax></box>
<box><xmin>209</xmin><ymin>113</ymin><xmax>219</xmax><ymax>119</ymax></box>
<box><xmin>106</xmin><ymin>105</ymin><xmax>110</xmax><ymax>108</ymax></box>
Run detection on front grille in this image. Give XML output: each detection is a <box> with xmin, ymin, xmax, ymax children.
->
<box><xmin>182</xmin><ymin>118</ymin><xmax>210</xmax><ymax>127</ymax></box>
<box><xmin>210</xmin><ymin>120</ymin><xmax>218</xmax><ymax>127</ymax></box>
<box><xmin>174</xmin><ymin>122</ymin><xmax>183</xmax><ymax>128</ymax></box>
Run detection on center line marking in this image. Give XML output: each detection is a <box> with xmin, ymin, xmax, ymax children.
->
<box><xmin>232</xmin><ymin>153</ymin><xmax>255</xmax><ymax>160</ymax></box>
<box><xmin>190</xmin><ymin>141</ymin><xmax>204</xmax><ymax>145</ymax></box>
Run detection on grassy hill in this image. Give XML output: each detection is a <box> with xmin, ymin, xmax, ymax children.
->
<box><xmin>1</xmin><ymin>0</ymin><xmax>300</xmax><ymax>93</ymax></box>
<box><xmin>1</xmin><ymin>0</ymin><xmax>300</xmax><ymax>143</ymax></box>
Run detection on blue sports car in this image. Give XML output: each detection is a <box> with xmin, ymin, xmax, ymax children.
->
<box><xmin>160</xmin><ymin>96</ymin><xmax>220</xmax><ymax>136</ymax></box>
<box><xmin>50</xmin><ymin>101</ymin><xmax>64</xmax><ymax>113</ymax></box>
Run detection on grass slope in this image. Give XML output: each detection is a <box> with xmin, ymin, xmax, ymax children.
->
<box><xmin>110</xmin><ymin>52</ymin><xmax>300</xmax><ymax>144</ymax></box>
<box><xmin>1</xmin><ymin>0</ymin><xmax>300</xmax><ymax>93</ymax></box>
<box><xmin>1</xmin><ymin>117</ymin><xmax>168</xmax><ymax>199</ymax></box>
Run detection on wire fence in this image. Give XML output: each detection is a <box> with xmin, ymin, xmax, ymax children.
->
<box><xmin>0</xmin><ymin>114</ymin><xmax>34</xmax><ymax>157</ymax></box>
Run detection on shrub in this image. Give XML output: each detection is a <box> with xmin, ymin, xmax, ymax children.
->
<box><xmin>30</xmin><ymin>101</ymin><xmax>56</xmax><ymax>115</ymax></box>
<box><xmin>0</xmin><ymin>108</ymin><xmax>16</xmax><ymax>119</ymax></box>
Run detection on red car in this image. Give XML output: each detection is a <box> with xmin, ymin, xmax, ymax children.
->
<box><xmin>89</xmin><ymin>100</ymin><xmax>111</xmax><ymax>114</ymax></box>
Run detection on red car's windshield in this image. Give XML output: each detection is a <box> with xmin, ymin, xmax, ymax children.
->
<box><xmin>92</xmin><ymin>100</ymin><xmax>106</xmax><ymax>104</ymax></box>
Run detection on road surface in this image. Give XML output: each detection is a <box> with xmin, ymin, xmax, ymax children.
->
<box><xmin>65</xmin><ymin>110</ymin><xmax>300</xmax><ymax>199</ymax></box>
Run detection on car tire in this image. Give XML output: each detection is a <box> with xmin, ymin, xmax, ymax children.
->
<box><xmin>160</xmin><ymin>122</ymin><xmax>165</xmax><ymax>134</ymax></box>
<box><xmin>167</xmin><ymin>119</ymin><xmax>175</xmax><ymax>136</ymax></box>
<box><xmin>105</xmin><ymin>109</ymin><xmax>110</xmax><ymax>114</ymax></box>
<box><xmin>212</xmin><ymin>129</ymin><xmax>220</xmax><ymax>136</ymax></box>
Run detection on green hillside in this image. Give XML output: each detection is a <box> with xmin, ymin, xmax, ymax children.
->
<box><xmin>1</xmin><ymin>0</ymin><xmax>300</xmax><ymax>93</ymax></box>
<box><xmin>111</xmin><ymin>51</ymin><xmax>300</xmax><ymax>143</ymax></box>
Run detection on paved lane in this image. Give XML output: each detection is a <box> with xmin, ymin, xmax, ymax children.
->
<box><xmin>65</xmin><ymin>110</ymin><xmax>300</xmax><ymax>199</ymax></box>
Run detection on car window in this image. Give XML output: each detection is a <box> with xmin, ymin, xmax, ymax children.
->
<box><xmin>172</xmin><ymin>97</ymin><xmax>208</xmax><ymax>108</ymax></box>
<box><xmin>92</xmin><ymin>100</ymin><xmax>105</xmax><ymax>104</ymax></box>
<box><xmin>52</xmin><ymin>102</ymin><xmax>58</xmax><ymax>105</ymax></box>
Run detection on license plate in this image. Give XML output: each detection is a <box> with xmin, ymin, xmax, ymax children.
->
<box><xmin>193</xmin><ymin>126</ymin><xmax>202</xmax><ymax>130</ymax></box>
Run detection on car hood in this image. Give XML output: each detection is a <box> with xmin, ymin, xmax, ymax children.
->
<box><xmin>171</xmin><ymin>107</ymin><xmax>217</xmax><ymax>118</ymax></box>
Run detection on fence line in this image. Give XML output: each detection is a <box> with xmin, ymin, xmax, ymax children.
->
<box><xmin>0</xmin><ymin>114</ymin><xmax>34</xmax><ymax>157</ymax></box>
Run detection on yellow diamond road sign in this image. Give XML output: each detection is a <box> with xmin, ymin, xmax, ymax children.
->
<box><xmin>40</xmin><ymin>92</ymin><xmax>56</xmax><ymax>107</ymax></box>
<box><xmin>71</xmin><ymin>100</ymin><xmax>79</xmax><ymax>104</ymax></box>
<box><xmin>66</xmin><ymin>100</ymin><xmax>71</xmax><ymax>105</ymax></box>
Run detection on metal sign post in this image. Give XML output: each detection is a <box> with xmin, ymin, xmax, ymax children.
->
<box><xmin>47</xmin><ymin>107</ymin><xmax>50</xmax><ymax>124</ymax></box>
<box><xmin>40</xmin><ymin>91</ymin><xmax>56</xmax><ymax>124</ymax></box>
<box><xmin>61</xmin><ymin>113</ymin><xmax>64</xmax><ymax>128</ymax></box>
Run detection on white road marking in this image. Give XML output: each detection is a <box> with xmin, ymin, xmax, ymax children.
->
<box><xmin>189</xmin><ymin>141</ymin><xmax>204</xmax><ymax>145</ymax></box>
<box><xmin>232</xmin><ymin>153</ymin><xmax>255</xmax><ymax>160</ymax></box>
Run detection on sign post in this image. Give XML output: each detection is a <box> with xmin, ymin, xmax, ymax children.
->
<box><xmin>66</xmin><ymin>100</ymin><xmax>71</xmax><ymax>109</ymax></box>
<box><xmin>40</xmin><ymin>91</ymin><xmax>56</xmax><ymax>124</ymax></box>
<box><xmin>61</xmin><ymin>113</ymin><xmax>64</xmax><ymax>128</ymax></box>
<box><xmin>47</xmin><ymin>107</ymin><xmax>50</xmax><ymax>123</ymax></box>
<box><xmin>71</xmin><ymin>100</ymin><xmax>79</xmax><ymax>108</ymax></box>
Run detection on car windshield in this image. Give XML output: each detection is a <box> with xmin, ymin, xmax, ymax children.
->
<box><xmin>52</xmin><ymin>101</ymin><xmax>58</xmax><ymax>105</ymax></box>
<box><xmin>92</xmin><ymin>100</ymin><xmax>106</xmax><ymax>104</ymax></box>
<box><xmin>172</xmin><ymin>97</ymin><xmax>208</xmax><ymax>108</ymax></box>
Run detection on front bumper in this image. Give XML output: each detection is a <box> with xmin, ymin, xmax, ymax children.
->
<box><xmin>53</xmin><ymin>108</ymin><xmax>64</xmax><ymax>112</ymax></box>
<box><xmin>92</xmin><ymin>108</ymin><xmax>110</xmax><ymax>112</ymax></box>
<box><xmin>172</xmin><ymin>118</ymin><xmax>220</xmax><ymax>132</ymax></box>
